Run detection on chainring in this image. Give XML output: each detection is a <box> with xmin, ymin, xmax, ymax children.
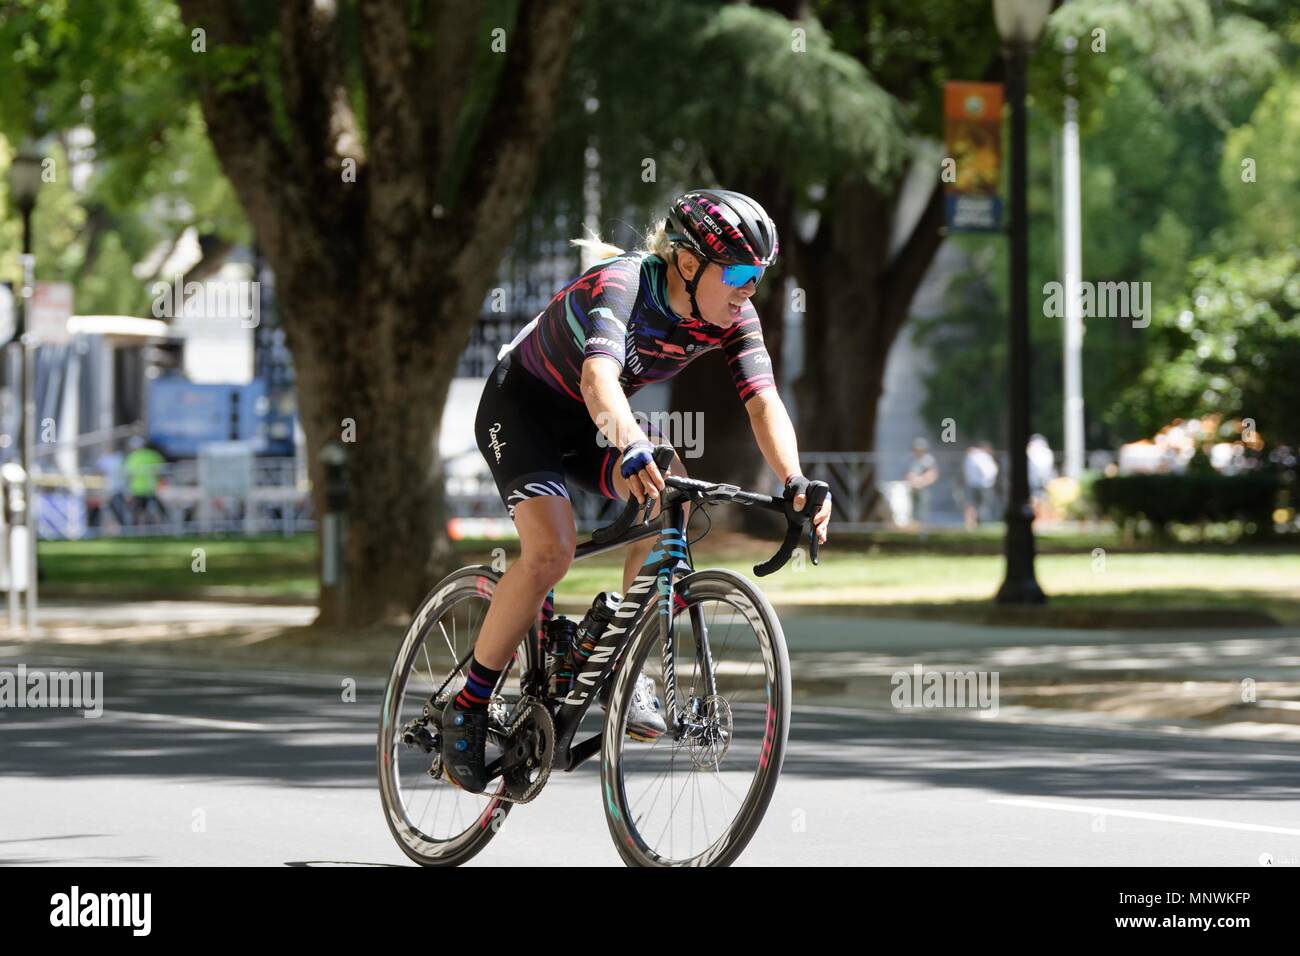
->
<box><xmin>498</xmin><ymin>698</ymin><xmax>555</xmax><ymax>804</ymax></box>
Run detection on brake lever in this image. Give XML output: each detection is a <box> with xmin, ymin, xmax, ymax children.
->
<box><xmin>755</xmin><ymin>479</ymin><xmax>829</xmax><ymax>576</ymax></box>
<box><xmin>804</xmin><ymin>481</ymin><xmax>829</xmax><ymax>566</ymax></box>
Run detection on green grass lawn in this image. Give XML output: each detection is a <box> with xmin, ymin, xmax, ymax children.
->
<box><xmin>36</xmin><ymin>533</ymin><xmax>1300</xmax><ymax>625</ymax></box>
<box><xmin>39</xmin><ymin>536</ymin><xmax>320</xmax><ymax>599</ymax></box>
<box><xmin>556</xmin><ymin>543</ymin><xmax>1300</xmax><ymax>623</ymax></box>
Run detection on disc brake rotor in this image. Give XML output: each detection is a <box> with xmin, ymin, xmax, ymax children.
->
<box><xmin>684</xmin><ymin>694</ymin><xmax>733</xmax><ymax>770</ymax></box>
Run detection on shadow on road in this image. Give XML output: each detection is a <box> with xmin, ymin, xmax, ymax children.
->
<box><xmin>3</xmin><ymin>658</ymin><xmax>1298</xmax><ymax>802</ymax></box>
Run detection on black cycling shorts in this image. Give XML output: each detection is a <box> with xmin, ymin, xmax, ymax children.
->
<box><xmin>476</xmin><ymin>351</ymin><xmax>655</xmax><ymax>519</ymax></box>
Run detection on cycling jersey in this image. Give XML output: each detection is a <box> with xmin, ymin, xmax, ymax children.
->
<box><xmin>478</xmin><ymin>251</ymin><xmax>776</xmax><ymax>519</ymax></box>
<box><xmin>510</xmin><ymin>252</ymin><xmax>776</xmax><ymax>404</ymax></box>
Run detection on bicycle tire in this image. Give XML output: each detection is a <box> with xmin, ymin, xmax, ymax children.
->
<box><xmin>599</xmin><ymin>568</ymin><xmax>791</xmax><ymax>867</ymax></box>
<box><xmin>378</xmin><ymin>565</ymin><xmax>525</xmax><ymax>866</ymax></box>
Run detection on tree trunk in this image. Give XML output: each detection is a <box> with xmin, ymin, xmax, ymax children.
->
<box><xmin>177</xmin><ymin>0</ymin><xmax>581</xmax><ymax>627</ymax></box>
<box><xmin>795</xmin><ymin>174</ymin><xmax>946</xmax><ymax>453</ymax></box>
<box><xmin>284</xmin><ymin>280</ymin><xmax>454</xmax><ymax>626</ymax></box>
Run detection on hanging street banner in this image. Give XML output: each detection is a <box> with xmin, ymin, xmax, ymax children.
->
<box><xmin>943</xmin><ymin>81</ymin><xmax>1004</xmax><ymax>232</ymax></box>
<box><xmin>30</xmin><ymin>281</ymin><xmax>75</xmax><ymax>345</ymax></box>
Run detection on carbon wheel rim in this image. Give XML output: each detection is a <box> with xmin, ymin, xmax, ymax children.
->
<box><xmin>379</xmin><ymin>572</ymin><xmax>527</xmax><ymax>861</ymax></box>
<box><xmin>602</xmin><ymin>573</ymin><xmax>788</xmax><ymax>866</ymax></box>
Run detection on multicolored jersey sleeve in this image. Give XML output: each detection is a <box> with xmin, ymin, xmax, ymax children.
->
<box><xmin>512</xmin><ymin>252</ymin><xmax>780</xmax><ymax>406</ymax></box>
<box><xmin>720</xmin><ymin>305</ymin><xmax>777</xmax><ymax>402</ymax></box>
<box><xmin>580</xmin><ymin>257</ymin><xmax>640</xmax><ymax>369</ymax></box>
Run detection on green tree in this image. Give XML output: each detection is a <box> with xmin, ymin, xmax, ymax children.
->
<box><xmin>2</xmin><ymin>0</ymin><xmax>582</xmax><ymax>626</ymax></box>
<box><xmin>917</xmin><ymin>0</ymin><xmax>1283</xmax><ymax>451</ymax></box>
<box><xmin>0</xmin><ymin>1</ymin><xmax>247</xmax><ymax>311</ymax></box>
<box><xmin>535</xmin><ymin>0</ymin><xmax>919</xmax><ymax>494</ymax></box>
<box><xmin>1117</xmin><ymin>248</ymin><xmax>1300</xmax><ymax>447</ymax></box>
<box><xmin>1221</xmin><ymin>70</ymin><xmax>1300</xmax><ymax>253</ymax></box>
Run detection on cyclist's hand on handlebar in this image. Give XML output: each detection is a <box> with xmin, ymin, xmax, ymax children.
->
<box><xmin>786</xmin><ymin>474</ymin><xmax>832</xmax><ymax>545</ymax></box>
<box><xmin>621</xmin><ymin>441</ymin><xmax>666</xmax><ymax>504</ymax></box>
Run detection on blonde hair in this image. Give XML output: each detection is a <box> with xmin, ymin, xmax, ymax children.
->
<box><xmin>570</xmin><ymin>219</ymin><xmax>679</xmax><ymax>265</ymax></box>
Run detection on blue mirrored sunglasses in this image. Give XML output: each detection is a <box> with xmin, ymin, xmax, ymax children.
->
<box><xmin>719</xmin><ymin>262</ymin><xmax>766</xmax><ymax>288</ymax></box>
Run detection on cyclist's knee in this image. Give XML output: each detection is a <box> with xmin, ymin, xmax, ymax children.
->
<box><xmin>519</xmin><ymin>542</ymin><xmax>573</xmax><ymax>589</ymax></box>
<box><xmin>510</xmin><ymin>494</ymin><xmax>576</xmax><ymax>589</ymax></box>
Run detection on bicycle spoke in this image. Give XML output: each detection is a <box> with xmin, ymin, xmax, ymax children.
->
<box><xmin>382</xmin><ymin>580</ymin><xmax>518</xmax><ymax>861</ymax></box>
<box><xmin>438</xmin><ymin>620</ymin><xmax>458</xmax><ymax>670</ymax></box>
<box><xmin>418</xmin><ymin>644</ymin><xmax>438</xmax><ymax>693</ymax></box>
<box><xmin>609</xmin><ymin>579</ymin><xmax>784</xmax><ymax>866</ymax></box>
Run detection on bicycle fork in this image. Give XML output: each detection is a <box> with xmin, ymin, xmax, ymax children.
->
<box><xmin>658</xmin><ymin>569</ymin><xmax>719</xmax><ymax>741</ymax></box>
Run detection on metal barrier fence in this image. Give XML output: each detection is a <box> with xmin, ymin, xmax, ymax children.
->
<box><xmin>32</xmin><ymin>448</ymin><xmax>1110</xmax><ymax>539</ymax></box>
<box><xmin>444</xmin><ymin>448</ymin><xmax>1107</xmax><ymax>534</ymax></box>
<box><xmin>35</xmin><ymin>457</ymin><xmax>314</xmax><ymax>539</ymax></box>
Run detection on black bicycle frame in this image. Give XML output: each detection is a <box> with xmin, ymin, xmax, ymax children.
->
<box><xmin>462</xmin><ymin>454</ymin><xmax>821</xmax><ymax>782</ymax></box>
<box><xmin>538</xmin><ymin>489</ymin><xmax>710</xmax><ymax>772</ymax></box>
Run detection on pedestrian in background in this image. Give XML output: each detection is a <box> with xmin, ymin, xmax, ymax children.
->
<box><xmin>962</xmin><ymin>442</ymin><xmax>999</xmax><ymax>530</ymax></box>
<box><xmin>905</xmin><ymin>437</ymin><xmax>939</xmax><ymax>531</ymax></box>
<box><xmin>1027</xmin><ymin>433</ymin><xmax>1056</xmax><ymax>521</ymax></box>
<box><xmin>93</xmin><ymin>440</ymin><xmax>128</xmax><ymax>528</ymax></box>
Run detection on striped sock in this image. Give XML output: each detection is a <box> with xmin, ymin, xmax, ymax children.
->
<box><xmin>454</xmin><ymin>656</ymin><xmax>503</xmax><ymax>712</ymax></box>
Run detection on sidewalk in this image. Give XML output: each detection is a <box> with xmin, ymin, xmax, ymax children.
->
<box><xmin>4</xmin><ymin>599</ymin><xmax>1298</xmax><ymax>739</ymax></box>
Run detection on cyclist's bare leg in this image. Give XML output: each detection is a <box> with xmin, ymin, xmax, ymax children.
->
<box><xmin>471</xmin><ymin>495</ymin><xmax>577</xmax><ymax>670</ymax></box>
<box><xmin>611</xmin><ymin>448</ymin><xmax>688</xmax><ymax>594</ymax></box>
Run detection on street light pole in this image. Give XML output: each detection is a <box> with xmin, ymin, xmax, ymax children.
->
<box><xmin>20</xmin><ymin>224</ymin><xmax>36</xmax><ymax>629</ymax></box>
<box><xmin>1061</xmin><ymin>35</ymin><xmax>1086</xmax><ymax>481</ymax></box>
<box><xmin>993</xmin><ymin>0</ymin><xmax>1048</xmax><ymax>605</ymax></box>
<box><xmin>9</xmin><ymin>140</ymin><xmax>43</xmax><ymax>631</ymax></box>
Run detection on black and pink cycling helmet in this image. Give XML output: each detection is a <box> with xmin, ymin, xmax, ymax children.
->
<box><xmin>665</xmin><ymin>189</ymin><xmax>779</xmax><ymax>319</ymax></box>
<box><xmin>666</xmin><ymin>189</ymin><xmax>779</xmax><ymax>268</ymax></box>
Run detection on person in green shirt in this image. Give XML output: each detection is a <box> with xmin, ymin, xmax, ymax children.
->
<box><xmin>123</xmin><ymin>442</ymin><xmax>166</xmax><ymax>525</ymax></box>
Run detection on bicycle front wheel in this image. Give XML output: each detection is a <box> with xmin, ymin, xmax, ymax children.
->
<box><xmin>600</xmin><ymin>569</ymin><xmax>791</xmax><ymax>866</ymax></box>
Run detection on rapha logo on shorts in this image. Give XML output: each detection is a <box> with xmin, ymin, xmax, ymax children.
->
<box><xmin>488</xmin><ymin>422</ymin><xmax>507</xmax><ymax>463</ymax></box>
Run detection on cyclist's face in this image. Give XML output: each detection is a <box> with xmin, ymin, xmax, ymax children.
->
<box><xmin>680</xmin><ymin>251</ymin><xmax>757</xmax><ymax>327</ymax></box>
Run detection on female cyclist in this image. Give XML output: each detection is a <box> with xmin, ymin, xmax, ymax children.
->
<box><xmin>443</xmin><ymin>188</ymin><xmax>832</xmax><ymax>793</ymax></box>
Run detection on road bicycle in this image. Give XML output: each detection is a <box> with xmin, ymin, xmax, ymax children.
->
<box><xmin>378</xmin><ymin>446</ymin><xmax>829</xmax><ymax>866</ymax></box>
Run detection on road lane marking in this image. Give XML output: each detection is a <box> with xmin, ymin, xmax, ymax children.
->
<box><xmin>105</xmin><ymin>711</ymin><xmax>288</xmax><ymax>732</ymax></box>
<box><xmin>990</xmin><ymin>798</ymin><xmax>1300</xmax><ymax>836</ymax></box>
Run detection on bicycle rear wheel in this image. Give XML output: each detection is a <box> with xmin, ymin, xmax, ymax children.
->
<box><xmin>378</xmin><ymin>566</ymin><xmax>531</xmax><ymax>866</ymax></box>
<box><xmin>600</xmin><ymin>569</ymin><xmax>791</xmax><ymax>866</ymax></box>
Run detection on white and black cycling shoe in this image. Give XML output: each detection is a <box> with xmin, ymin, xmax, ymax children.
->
<box><xmin>600</xmin><ymin>672</ymin><xmax>667</xmax><ymax>742</ymax></box>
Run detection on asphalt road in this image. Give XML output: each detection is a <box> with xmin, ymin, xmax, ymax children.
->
<box><xmin>3</xmin><ymin>652</ymin><xmax>1299</xmax><ymax>866</ymax></box>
